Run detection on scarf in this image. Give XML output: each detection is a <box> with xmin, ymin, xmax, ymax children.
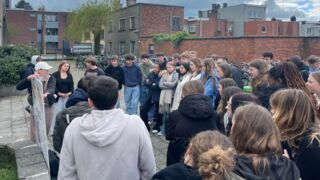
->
<box><xmin>159</xmin><ymin>73</ymin><xmax>174</xmax><ymax>114</ymax></box>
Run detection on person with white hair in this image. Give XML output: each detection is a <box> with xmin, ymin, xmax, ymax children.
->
<box><xmin>20</xmin><ymin>55</ymin><xmax>42</xmax><ymax>80</ymax></box>
<box><xmin>16</xmin><ymin>61</ymin><xmax>56</xmax><ymax>142</ymax></box>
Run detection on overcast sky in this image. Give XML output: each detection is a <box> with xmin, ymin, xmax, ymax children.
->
<box><xmin>11</xmin><ymin>0</ymin><xmax>320</xmax><ymax>21</ymax></box>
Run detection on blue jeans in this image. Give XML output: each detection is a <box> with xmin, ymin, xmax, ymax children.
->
<box><xmin>124</xmin><ymin>85</ymin><xmax>140</xmax><ymax>115</ymax></box>
<box><xmin>139</xmin><ymin>86</ymin><xmax>149</xmax><ymax>106</ymax></box>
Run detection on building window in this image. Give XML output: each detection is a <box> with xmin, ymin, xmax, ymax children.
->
<box><xmin>46</xmin><ymin>28</ymin><xmax>58</xmax><ymax>35</ymax></box>
<box><xmin>261</xmin><ymin>26</ymin><xmax>267</xmax><ymax>33</ymax></box>
<box><xmin>248</xmin><ymin>9</ymin><xmax>261</xmax><ymax>18</ymax></box>
<box><xmin>130</xmin><ymin>41</ymin><xmax>135</xmax><ymax>54</ymax></box>
<box><xmin>29</xmin><ymin>28</ymin><xmax>36</xmax><ymax>32</ymax></box>
<box><xmin>84</xmin><ymin>32</ymin><xmax>90</xmax><ymax>40</ymax></box>
<box><xmin>100</xmin><ymin>30</ymin><xmax>105</xmax><ymax>39</ymax></box>
<box><xmin>189</xmin><ymin>25</ymin><xmax>196</xmax><ymax>33</ymax></box>
<box><xmin>45</xmin><ymin>15</ymin><xmax>57</xmax><ymax>22</ymax></box>
<box><xmin>148</xmin><ymin>44</ymin><xmax>155</xmax><ymax>55</ymax></box>
<box><xmin>30</xmin><ymin>13</ymin><xmax>36</xmax><ymax>17</ymax></box>
<box><xmin>109</xmin><ymin>42</ymin><xmax>113</xmax><ymax>53</ymax></box>
<box><xmin>119</xmin><ymin>19</ymin><xmax>126</xmax><ymax>31</ymax></box>
<box><xmin>46</xmin><ymin>42</ymin><xmax>58</xmax><ymax>49</ymax></box>
<box><xmin>130</xmin><ymin>16</ymin><xmax>136</xmax><ymax>29</ymax></box>
<box><xmin>172</xmin><ymin>16</ymin><xmax>180</xmax><ymax>31</ymax></box>
<box><xmin>119</xmin><ymin>41</ymin><xmax>125</xmax><ymax>55</ymax></box>
<box><xmin>108</xmin><ymin>21</ymin><xmax>113</xmax><ymax>32</ymax></box>
<box><xmin>307</xmin><ymin>28</ymin><xmax>312</xmax><ymax>35</ymax></box>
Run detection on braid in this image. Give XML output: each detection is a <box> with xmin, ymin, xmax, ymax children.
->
<box><xmin>282</xmin><ymin>62</ymin><xmax>317</xmax><ymax>106</ymax></box>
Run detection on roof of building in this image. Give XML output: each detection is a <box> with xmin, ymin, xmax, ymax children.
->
<box><xmin>7</xmin><ymin>8</ymin><xmax>70</xmax><ymax>14</ymax></box>
<box><xmin>119</xmin><ymin>2</ymin><xmax>184</xmax><ymax>11</ymax></box>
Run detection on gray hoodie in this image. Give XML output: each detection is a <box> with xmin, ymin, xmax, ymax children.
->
<box><xmin>58</xmin><ymin>109</ymin><xmax>156</xmax><ymax>180</ymax></box>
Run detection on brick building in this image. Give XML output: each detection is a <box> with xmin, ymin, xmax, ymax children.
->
<box><xmin>184</xmin><ymin>7</ymin><xmax>233</xmax><ymax>37</ymax></box>
<box><xmin>244</xmin><ymin>19</ymin><xmax>299</xmax><ymax>37</ymax></box>
<box><xmin>6</xmin><ymin>9</ymin><xmax>69</xmax><ymax>54</ymax></box>
<box><xmin>105</xmin><ymin>0</ymin><xmax>184</xmax><ymax>56</ymax></box>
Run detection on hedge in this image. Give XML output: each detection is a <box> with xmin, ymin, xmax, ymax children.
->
<box><xmin>0</xmin><ymin>45</ymin><xmax>39</xmax><ymax>86</ymax></box>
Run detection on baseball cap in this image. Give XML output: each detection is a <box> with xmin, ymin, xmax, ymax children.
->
<box><xmin>35</xmin><ymin>62</ymin><xmax>52</xmax><ymax>70</ymax></box>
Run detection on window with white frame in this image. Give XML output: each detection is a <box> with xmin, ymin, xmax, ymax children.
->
<box><xmin>130</xmin><ymin>16</ymin><xmax>136</xmax><ymax>29</ymax></box>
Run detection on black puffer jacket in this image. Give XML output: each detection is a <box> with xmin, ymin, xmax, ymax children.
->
<box><xmin>166</xmin><ymin>94</ymin><xmax>219</xmax><ymax>166</ymax></box>
<box><xmin>53</xmin><ymin>101</ymin><xmax>91</xmax><ymax>153</ymax></box>
<box><xmin>234</xmin><ymin>155</ymin><xmax>300</xmax><ymax>180</ymax></box>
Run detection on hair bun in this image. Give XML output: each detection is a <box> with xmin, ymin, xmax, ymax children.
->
<box><xmin>198</xmin><ymin>146</ymin><xmax>235</xmax><ymax>179</ymax></box>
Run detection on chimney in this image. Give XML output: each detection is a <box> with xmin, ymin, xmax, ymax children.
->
<box><xmin>223</xmin><ymin>3</ymin><xmax>228</xmax><ymax>8</ymax></box>
<box><xmin>290</xmin><ymin>16</ymin><xmax>296</xmax><ymax>22</ymax></box>
<box><xmin>126</xmin><ymin>0</ymin><xmax>136</xmax><ymax>7</ymax></box>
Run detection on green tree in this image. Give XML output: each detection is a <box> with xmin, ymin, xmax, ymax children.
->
<box><xmin>65</xmin><ymin>0</ymin><xmax>119</xmax><ymax>55</ymax></box>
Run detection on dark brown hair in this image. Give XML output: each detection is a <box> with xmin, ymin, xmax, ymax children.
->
<box><xmin>58</xmin><ymin>60</ymin><xmax>71</xmax><ymax>74</ymax></box>
<box><xmin>217</xmin><ymin>86</ymin><xmax>242</xmax><ymax>119</ymax></box>
<box><xmin>84</xmin><ymin>56</ymin><xmax>97</xmax><ymax>66</ymax></box>
<box><xmin>217</xmin><ymin>62</ymin><xmax>231</xmax><ymax>78</ymax></box>
<box><xmin>249</xmin><ymin>59</ymin><xmax>268</xmax><ymax>94</ymax></box>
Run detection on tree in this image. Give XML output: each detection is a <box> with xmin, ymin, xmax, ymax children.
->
<box><xmin>65</xmin><ymin>0</ymin><xmax>119</xmax><ymax>55</ymax></box>
<box><xmin>15</xmin><ymin>0</ymin><xmax>33</xmax><ymax>10</ymax></box>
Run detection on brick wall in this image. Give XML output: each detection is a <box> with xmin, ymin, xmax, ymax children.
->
<box><xmin>140</xmin><ymin>4</ymin><xmax>184</xmax><ymax>36</ymax></box>
<box><xmin>6</xmin><ymin>10</ymin><xmax>37</xmax><ymax>47</ymax></box>
<box><xmin>150</xmin><ymin>37</ymin><xmax>320</xmax><ymax>64</ymax></box>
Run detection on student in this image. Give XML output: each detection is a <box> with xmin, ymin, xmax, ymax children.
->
<box><xmin>166</xmin><ymin>80</ymin><xmax>219</xmax><ymax>166</ymax></box>
<box><xmin>171</xmin><ymin>63</ymin><xmax>192</xmax><ymax>111</ymax></box>
<box><xmin>216</xmin><ymin>62</ymin><xmax>232</xmax><ymax>79</ymax></box>
<box><xmin>288</xmin><ymin>55</ymin><xmax>309</xmax><ymax>82</ymax></box>
<box><xmin>84</xmin><ymin>56</ymin><xmax>105</xmax><ymax>76</ymax></box>
<box><xmin>225</xmin><ymin>93</ymin><xmax>259</xmax><ymax>136</ymax></box>
<box><xmin>153</xmin><ymin>131</ymin><xmax>239</xmax><ymax>180</ymax></box>
<box><xmin>140</xmin><ymin>63</ymin><xmax>162</xmax><ymax>131</ymax></box>
<box><xmin>306</xmin><ymin>71</ymin><xmax>320</xmax><ymax>117</ymax></box>
<box><xmin>189</xmin><ymin>58</ymin><xmax>202</xmax><ymax>80</ymax></box>
<box><xmin>53</xmin><ymin>76</ymin><xmax>96</xmax><ymax>153</ymax></box>
<box><xmin>139</xmin><ymin>54</ymin><xmax>154</xmax><ymax>110</ymax></box>
<box><xmin>51</xmin><ymin>61</ymin><xmax>74</xmax><ymax>136</ymax></box>
<box><xmin>270</xmin><ymin>89</ymin><xmax>320</xmax><ymax>180</ymax></box>
<box><xmin>230</xmin><ymin>104</ymin><xmax>300</xmax><ymax>180</ymax></box>
<box><xmin>122</xmin><ymin>54</ymin><xmax>142</xmax><ymax>115</ymax></box>
<box><xmin>216</xmin><ymin>86</ymin><xmax>242</xmax><ymax>133</ymax></box>
<box><xmin>20</xmin><ymin>55</ymin><xmax>42</xmax><ymax>80</ymax></box>
<box><xmin>58</xmin><ymin>76</ymin><xmax>156</xmax><ymax>180</ymax></box>
<box><xmin>262</xmin><ymin>52</ymin><xmax>276</xmax><ymax>69</ymax></box>
<box><xmin>201</xmin><ymin>58</ymin><xmax>219</xmax><ymax>109</ymax></box>
<box><xmin>104</xmin><ymin>55</ymin><xmax>124</xmax><ymax>108</ymax></box>
<box><xmin>307</xmin><ymin>55</ymin><xmax>320</xmax><ymax>73</ymax></box>
<box><xmin>248</xmin><ymin>59</ymin><xmax>268</xmax><ymax>107</ymax></box>
<box><xmin>217</xmin><ymin>78</ymin><xmax>237</xmax><ymax>96</ymax></box>
<box><xmin>157</xmin><ymin>52</ymin><xmax>167</xmax><ymax>70</ymax></box>
<box><xmin>16</xmin><ymin>62</ymin><xmax>56</xmax><ymax>142</ymax></box>
<box><xmin>157</xmin><ymin>62</ymin><xmax>178</xmax><ymax>135</ymax></box>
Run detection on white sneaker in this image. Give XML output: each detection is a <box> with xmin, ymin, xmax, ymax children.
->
<box><xmin>157</xmin><ymin>132</ymin><xmax>164</xmax><ymax>136</ymax></box>
<box><xmin>152</xmin><ymin>130</ymin><xmax>159</xmax><ymax>134</ymax></box>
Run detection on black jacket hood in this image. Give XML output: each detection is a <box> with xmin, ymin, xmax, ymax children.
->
<box><xmin>234</xmin><ymin>155</ymin><xmax>300</xmax><ymax>180</ymax></box>
<box><xmin>178</xmin><ymin>94</ymin><xmax>214</xmax><ymax>120</ymax></box>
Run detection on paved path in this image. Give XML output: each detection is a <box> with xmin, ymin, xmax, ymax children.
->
<box><xmin>0</xmin><ymin>60</ymin><xmax>169</xmax><ymax>171</ymax></box>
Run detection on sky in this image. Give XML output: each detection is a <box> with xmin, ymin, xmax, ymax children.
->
<box><xmin>11</xmin><ymin>0</ymin><xmax>320</xmax><ymax>21</ymax></box>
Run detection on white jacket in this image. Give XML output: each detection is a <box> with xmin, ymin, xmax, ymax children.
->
<box><xmin>171</xmin><ymin>73</ymin><xmax>192</xmax><ymax>111</ymax></box>
<box><xmin>58</xmin><ymin>108</ymin><xmax>156</xmax><ymax>180</ymax></box>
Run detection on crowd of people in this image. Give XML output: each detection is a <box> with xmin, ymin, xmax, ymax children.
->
<box><xmin>16</xmin><ymin>51</ymin><xmax>320</xmax><ymax>180</ymax></box>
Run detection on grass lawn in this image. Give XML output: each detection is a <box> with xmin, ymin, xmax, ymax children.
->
<box><xmin>0</xmin><ymin>147</ymin><xmax>18</xmax><ymax>180</ymax></box>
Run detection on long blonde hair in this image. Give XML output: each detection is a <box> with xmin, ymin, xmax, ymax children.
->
<box><xmin>270</xmin><ymin>89</ymin><xmax>320</xmax><ymax>149</ymax></box>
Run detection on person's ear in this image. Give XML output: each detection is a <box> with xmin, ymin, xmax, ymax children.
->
<box><xmin>88</xmin><ymin>98</ymin><xmax>95</xmax><ymax>108</ymax></box>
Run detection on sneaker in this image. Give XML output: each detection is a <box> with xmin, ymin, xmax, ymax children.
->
<box><xmin>152</xmin><ymin>130</ymin><xmax>159</xmax><ymax>134</ymax></box>
<box><xmin>157</xmin><ymin>132</ymin><xmax>164</xmax><ymax>136</ymax></box>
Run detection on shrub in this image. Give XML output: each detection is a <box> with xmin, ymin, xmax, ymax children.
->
<box><xmin>152</xmin><ymin>31</ymin><xmax>194</xmax><ymax>48</ymax></box>
<box><xmin>0</xmin><ymin>45</ymin><xmax>39</xmax><ymax>86</ymax></box>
